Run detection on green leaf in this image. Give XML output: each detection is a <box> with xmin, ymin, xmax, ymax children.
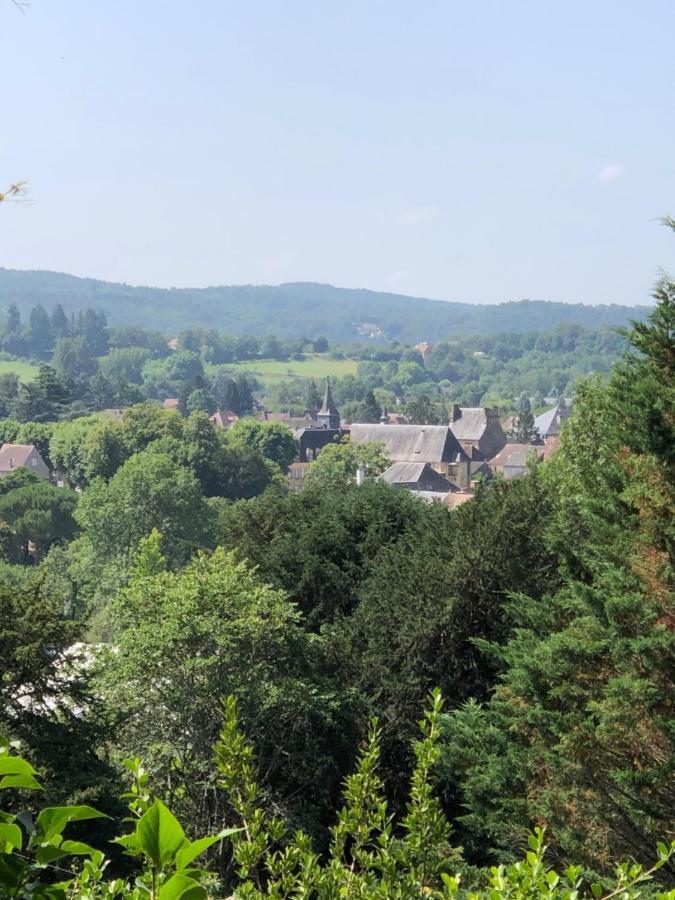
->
<box><xmin>0</xmin><ymin>822</ymin><xmax>23</xmax><ymax>850</ymax></box>
<box><xmin>0</xmin><ymin>757</ymin><xmax>38</xmax><ymax>776</ymax></box>
<box><xmin>60</xmin><ymin>839</ymin><xmax>98</xmax><ymax>856</ymax></box>
<box><xmin>112</xmin><ymin>831</ymin><xmax>141</xmax><ymax>853</ymax></box>
<box><xmin>174</xmin><ymin>829</ymin><xmax>239</xmax><ymax>870</ymax></box>
<box><xmin>36</xmin><ymin>805</ymin><xmax>107</xmax><ymax>841</ymax></box>
<box><xmin>0</xmin><ymin>773</ymin><xmax>43</xmax><ymax>791</ymax></box>
<box><xmin>136</xmin><ymin>799</ymin><xmax>186</xmax><ymax>868</ymax></box>
<box><xmin>158</xmin><ymin>873</ymin><xmax>206</xmax><ymax>899</ymax></box>
<box><xmin>591</xmin><ymin>883</ymin><xmax>603</xmax><ymax>898</ymax></box>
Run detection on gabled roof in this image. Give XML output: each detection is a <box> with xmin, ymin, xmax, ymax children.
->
<box><xmin>0</xmin><ymin>443</ymin><xmax>39</xmax><ymax>471</ymax></box>
<box><xmin>490</xmin><ymin>443</ymin><xmax>544</xmax><ymax>469</ymax></box>
<box><xmin>350</xmin><ymin>424</ymin><xmax>469</xmax><ymax>464</ymax></box>
<box><xmin>380</xmin><ymin>461</ymin><xmax>458</xmax><ymax>491</ymax></box>
<box><xmin>534</xmin><ymin>402</ymin><xmax>569</xmax><ymax>438</ymax></box>
<box><xmin>449</xmin><ymin>407</ymin><xmax>490</xmax><ymax>441</ymax></box>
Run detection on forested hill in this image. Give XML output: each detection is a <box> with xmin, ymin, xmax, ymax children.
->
<box><xmin>0</xmin><ymin>268</ymin><xmax>650</xmax><ymax>342</ymax></box>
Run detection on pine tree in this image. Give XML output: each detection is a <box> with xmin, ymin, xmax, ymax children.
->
<box><xmin>512</xmin><ymin>392</ymin><xmax>538</xmax><ymax>442</ymax></box>
<box><xmin>305</xmin><ymin>378</ymin><xmax>322</xmax><ymax>411</ymax></box>
<box><xmin>5</xmin><ymin>302</ymin><xmax>20</xmax><ymax>336</ymax></box>
<box><xmin>356</xmin><ymin>390</ymin><xmax>382</xmax><ymax>423</ymax></box>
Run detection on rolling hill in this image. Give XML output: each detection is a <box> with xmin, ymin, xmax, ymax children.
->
<box><xmin>0</xmin><ymin>268</ymin><xmax>651</xmax><ymax>343</ymax></box>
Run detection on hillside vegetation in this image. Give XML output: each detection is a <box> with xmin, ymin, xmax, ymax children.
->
<box><xmin>0</xmin><ymin>232</ymin><xmax>673</xmax><ymax>896</ymax></box>
<box><xmin>0</xmin><ymin>268</ymin><xmax>651</xmax><ymax>342</ymax></box>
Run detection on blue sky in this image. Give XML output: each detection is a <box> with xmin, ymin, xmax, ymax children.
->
<box><xmin>2</xmin><ymin>0</ymin><xmax>674</xmax><ymax>304</ymax></box>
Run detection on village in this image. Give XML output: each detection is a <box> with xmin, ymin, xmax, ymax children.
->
<box><xmin>0</xmin><ymin>377</ymin><xmax>569</xmax><ymax>508</ymax></box>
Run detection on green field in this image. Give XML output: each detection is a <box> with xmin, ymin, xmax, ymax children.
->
<box><xmin>0</xmin><ymin>359</ymin><xmax>39</xmax><ymax>382</ymax></box>
<box><xmin>210</xmin><ymin>354</ymin><xmax>358</xmax><ymax>384</ymax></box>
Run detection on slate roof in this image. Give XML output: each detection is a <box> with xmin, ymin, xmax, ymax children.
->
<box><xmin>318</xmin><ymin>379</ymin><xmax>339</xmax><ymax>417</ymax></box>
<box><xmin>0</xmin><ymin>443</ymin><xmax>38</xmax><ymax>471</ymax></box>
<box><xmin>380</xmin><ymin>461</ymin><xmax>458</xmax><ymax>491</ymax></box>
<box><xmin>534</xmin><ymin>402</ymin><xmax>568</xmax><ymax>438</ymax></box>
<box><xmin>490</xmin><ymin>443</ymin><xmax>544</xmax><ymax>469</ymax></box>
<box><xmin>449</xmin><ymin>407</ymin><xmax>490</xmax><ymax>441</ymax></box>
<box><xmin>350</xmin><ymin>424</ymin><xmax>469</xmax><ymax>464</ymax></box>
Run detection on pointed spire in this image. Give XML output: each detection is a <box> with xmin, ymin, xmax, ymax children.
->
<box><xmin>316</xmin><ymin>377</ymin><xmax>340</xmax><ymax>429</ymax></box>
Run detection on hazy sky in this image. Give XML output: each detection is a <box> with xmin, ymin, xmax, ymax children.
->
<box><xmin>2</xmin><ymin>1</ymin><xmax>674</xmax><ymax>304</ymax></box>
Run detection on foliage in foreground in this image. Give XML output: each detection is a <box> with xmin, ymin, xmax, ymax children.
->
<box><xmin>1</xmin><ymin>693</ymin><xmax>674</xmax><ymax>898</ymax></box>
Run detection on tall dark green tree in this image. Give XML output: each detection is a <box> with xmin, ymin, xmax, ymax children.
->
<box><xmin>512</xmin><ymin>392</ymin><xmax>538</xmax><ymax>442</ymax></box>
<box><xmin>28</xmin><ymin>304</ymin><xmax>53</xmax><ymax>359</ymax></box>
<box><xmin>442</xmin><ymin>258</ymin><xmax>675</xmax><ymax>876</ymax></box>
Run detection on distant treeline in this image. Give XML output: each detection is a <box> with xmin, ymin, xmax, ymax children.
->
<box><xmin>0</xmin><ymin>302</ymin><xmax>628</xmax><ymax>423</ymax></box>
<box><xmin>0</xmin><ymin>267</ymin><xmax>651</xmax><ymax>342</ymax></box>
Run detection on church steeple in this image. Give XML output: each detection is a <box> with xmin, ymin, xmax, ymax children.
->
<box><xmin>316</xmin><ymin>377</ymin><xmax>340</xmax><ymax>429</ymax></box>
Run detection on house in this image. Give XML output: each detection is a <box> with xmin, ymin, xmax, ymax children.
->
<box><xmin>295</xmin><ymin>379</ymin><xmax>347</xmax><ymax>462</ymax></box>
<box><xmin>489</xmin><ymin>443</ymin><xmax>545</xmax><ymax>479</ymax></box>
<box><xmin>379</xmin><ymin>461</ymin><xmax>455</xmax><ymax>493</ymax></box>
<box><xmin>162</xmin><ymin>398</ymin><xmax>179</xmax><ymax>410</ymax></box>
<box><xmin>534</xmin><ymin>401</ymin><xmax>570</xmax><ymax>440</ymax></box>
<box><xmin>449</xmin><ymin>406</ymin><xmax>507</xmax><ymax>461</ymax></box>
<box><xmin>0</xmin><ymin>444</ymin><xmax>50</xmax><ymax>480</ymax></box>
<box><xmin>350</xmin><ymin>424</ymin><xmax>472</xmax><ymax>488</ymax></box>
<box><xmin>209</xmin><ymin>409</ymin><xmax>239</xmax><ymax>430</ymax></box>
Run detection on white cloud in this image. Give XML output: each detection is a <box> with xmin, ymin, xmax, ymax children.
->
<box><xmin>388</xmin><ymin>267</ymin><xmax>415</xmax><ymax>287</ymax></box>
<box><xmin>597</xmin><ymin>164</ymin><xmax>624</xmax><ymax>183</ymax></box>
<box><xmin>396</xmin><ymin>205</ymin><xmax>438</xmax><ymax>226</ymax></box>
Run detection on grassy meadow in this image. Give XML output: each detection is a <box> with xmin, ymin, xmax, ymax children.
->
<box><xmin>0</xmin><ymin>358</ymin><xmax>39</xmax><ymax>382</ymax></box>
<box><xmin>210</xmin><ymin>354</ymin><xmax>358</xmax><ymax>385</ymax></box>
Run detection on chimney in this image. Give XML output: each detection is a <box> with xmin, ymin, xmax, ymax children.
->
<box><xmin>451</xmin><ymin>404</ymin><xmax>462</xmax><ymax>422</ymax></box>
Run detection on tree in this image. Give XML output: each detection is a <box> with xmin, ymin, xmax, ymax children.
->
<box><xmin>4</xmin><ymin>301</ymin><xmax>20</xmax><ymax>336</ymax></box>
<box><xmin>226</xmin><ymin>418</ymin><xmax>298</xmax><ymax>472</ymax></box>
<box><xmin>405</xmin><ymin>394</ymin><xmax>441</xmax><ymax>425</ymax></box>
<box><xmin>186</xmin><ymin>386</ymin><xmax>217</xmax><ymax>414</ymax></box>
<box><xmin>0</xmin><ymin>372</ymin><xmax>19</xmax><ymax>416</ymax></box>
<box><xmin>50</xmin><ymin>303</ymin><xmax>69</xmax><ymax>339</ymax></box>
<box><xmin>94</xmin><ymin>548</ymin><xmax>352</xmax><ymax>841</ymax></box>
<box><xmin>99</xmin><ymin>346</ymin><xmax>151</xmax><ymax>385</ymax></box>
<box><xmin>120</xmin><ymin>403</ymin><xmax>184</xmax><ymax>454</ymax></box>
<box><xmin>52</xmin><ymin>335</ymin><xmax>99</xmax><ymax>391</ymax></box>
<box><xmin>0</xmin><ymin>477</ymin><xmax>78</xmax><ymax>562</ymax></box>
<box><xmin>10</xmin><ymin>381</ymin><xmax>53</xmax><ymax>423</ymax></box>
<box><xmin>354</xmin><ymin>389</ymin><xmax>382</xmax><ymax>423</ymax></box>
<box><xmin>304</xmin><ymin>438</ymin><xmax>389</xmax><ymax>488</ymax></box>
<box><xmin>35</xmin><ymin>364</ymin><xmax>70</xmax><ymax>417</ymax></box>
<box><xmin>511</xmin><ymin>392</ymin><xmax>538</xmax><ymax>442</ymax></box>
<box><xmin>304</xmin><ymin>377</ymin><xmax>323</xmax><ymax>410</ymax></box>
<box><xmin>217</xmin><ymin>477</ymin><xmax>418</xmax><ymax>628</ymax></box>
<box><xmin>442</xmin><ymin>272</ymin><xmax>675</xmax><ymax>875</ymax></box>
<box><xmin>75</xmin><ymin>449</ymin><xmax>213</xmax><ymax>563</ymax></box>
<box><xmin>0</xmin><ymin>581</ymin><xmax>111</xmax><ymax>808</ymax></box>
<box><xmin>50</xmin><ymin>416</ymin><xmax>128</xmax><ymax>487</ymax></box>
<box><xmin>28</xmin><ymin>304</ymin><xmax>53</xmax><ymax>358</ymax></box>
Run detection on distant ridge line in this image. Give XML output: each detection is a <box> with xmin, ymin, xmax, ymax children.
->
<box><xmin>0</xmin><ymin>267</ymin><xmax>652</xmax><ymax>343</ymax></box>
